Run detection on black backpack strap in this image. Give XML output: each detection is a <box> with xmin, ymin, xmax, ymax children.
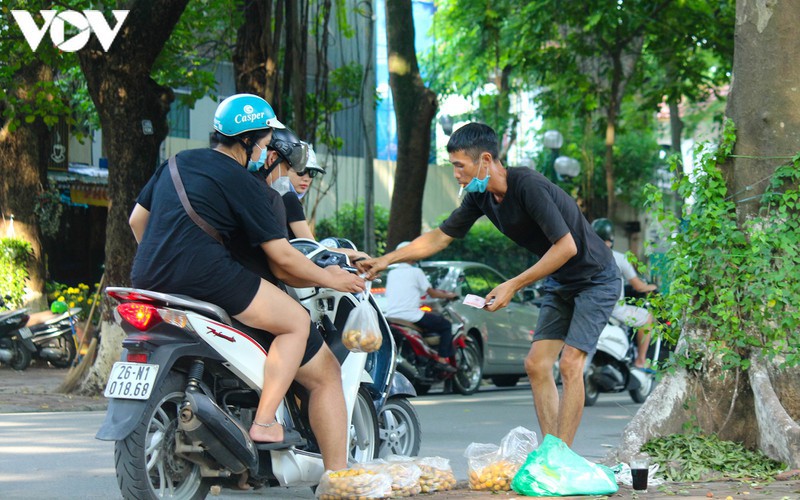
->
<box><xmin>168</xmin><ymin>155</ymin><xmax>224</xmax><ymax>245</ymax></box>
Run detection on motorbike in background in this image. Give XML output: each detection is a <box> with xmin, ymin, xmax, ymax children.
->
<box><xmin>97</xmin><ymin>239</ymin><xmax>420</xmax><ymax>499</ymax></box>
<box><xmin>386</xmin><ymin>298</ymin><xmax>483</xmax><ymax>396</ymax></box>
<box><xmin>27</xmin><ymin>304</ymin><xmax>81</xmax><ymax>368</ymax></box>
<box><xmin>0</xmin><ymin>296</ymin><xmax>36</xmax><ymax>370</ymax></box>
<box><xmin>583</xmin><ymin>317</ymin><xmax>662</xmax><ymax>406</ymax></box>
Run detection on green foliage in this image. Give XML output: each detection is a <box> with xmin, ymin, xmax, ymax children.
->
<box><xmin>433</xmin><ymin>218</ymin><xmax>536</xmax><ymax>279</ymax></box>
<box><xmin>316</xmin><ymin>202</ymin><xmax>390</xmax><ymax>255</ymax></box>
<box><xmin>34</xmin><ymin>188</ymin><xmax>63</xmax><ymax>239</ymax></box>
<box><xmin>641</xmin><ymin>434</ymin><xmax>785</xmax><ymax>482</ymax></box>
<box><xmin>0</xmin><ymin>238</ymin><xmax>34</xmax><ymax>308</ymax></box>
<box><xmin>644</xmin><ymin>120</ymin><xmax>800</xmax><ymax>370</ymax></box>
<box><xmin>307</xmin><ymin>62</ymin><xmax>365</xmax><ymax>151</ymax></box>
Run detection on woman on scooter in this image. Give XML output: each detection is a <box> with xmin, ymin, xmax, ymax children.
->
<box><xmin>128</xmin><ymin>94</ymin><xmax>364</xmax><ymax>472</ymax></box>
<box><xmin>263</xmin><ymin>131</ymin><xmax>369</xmax><ymax>262</ymax></box>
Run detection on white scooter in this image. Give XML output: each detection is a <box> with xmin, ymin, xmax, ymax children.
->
<box><xmin>583</xmin><ymin>317</ymin><xmax>661</xmax><ymax>406</ymax></box>
<box><xmin>96</xmin><ymin>240</ymin><xmax>418</xmax><ymax>499</ymax></box>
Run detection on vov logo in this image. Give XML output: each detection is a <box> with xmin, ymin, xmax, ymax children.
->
<box><xmin>11</xmin><ymin>10</ymin><xmax>129</xmax><ymax>52</ymax></box>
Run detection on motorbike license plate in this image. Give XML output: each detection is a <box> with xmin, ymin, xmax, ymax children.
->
<box><xmin>104</xmin><ymin>362</ymin><xmax>159</xmax><ymax>400</ymax></box>
<box><xmin>17</xmin><ymin>327</ymin><xmax>32</xmax><ymax>339</ymax></box>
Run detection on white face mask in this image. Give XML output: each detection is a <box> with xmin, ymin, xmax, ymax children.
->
<box><xmin>270</xmin><ymin>165</ymin><xmax>293</xmax><ymax>195</ymax></box>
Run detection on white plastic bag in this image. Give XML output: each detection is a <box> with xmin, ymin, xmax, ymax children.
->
<box><xmin>341</xmin><ymin>283</ymin><xmax>383</xmax><ymax>353</ymax></box>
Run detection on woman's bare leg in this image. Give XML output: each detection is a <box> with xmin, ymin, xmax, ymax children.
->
<box><xmin>294</xmin><ymin>345</ymin><xmax>348</xmax><ymax>471</ymax></box>
<box><xmin>234</xmin><ymin>279</ymin><xmax>310</xmax><ymax>443</ymax></box>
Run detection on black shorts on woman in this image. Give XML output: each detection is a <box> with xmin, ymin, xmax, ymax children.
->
<box><xmin>130</xmin><ymin>148</ymin><xmax>323</xmax><ymax>365</ymax></box>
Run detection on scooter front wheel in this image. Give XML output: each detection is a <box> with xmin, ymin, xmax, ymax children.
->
<box><xmin>378</xmin><ymin>396</ymin><xmax>421</xmax><ymax>458</ymax></box>
<box><xmin>9</xmin><ymin>339</ymin><xmax>32</xmax><ymax>371</ymax></box>
<box><xmin>42</xmin><ymin>333</ymin><xmax>77</xmax><ymax>368</ymax></box>
<box><xmin>114</xmin><ymin>372</ymin><xmax>210</xmax><ymax>500</ymax></box>
<box><xmin>349</xmin><ymin>387</ymin><xmax>379</xmax><ymax>463</ymax></box>
<box><xmin>629</xmin><ymin>372</ymin><xmax>655</xmax><ymax>403</ymax></box>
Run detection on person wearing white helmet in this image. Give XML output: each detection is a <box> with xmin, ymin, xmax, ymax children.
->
<box><xmin>129</xmin><ymin>94</ymin><xmax>363</xmax><ymax>472</ymax></box>
<box><xmin>384</xmin><ymin>241</ymin><xmax>459</xmax><ymax>373</ymax></box>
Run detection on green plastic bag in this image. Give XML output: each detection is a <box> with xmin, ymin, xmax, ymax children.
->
<box><xmin>511</xmin><ymin>434</ymin><xmax>619</xmax><ymax>497</ymax></box>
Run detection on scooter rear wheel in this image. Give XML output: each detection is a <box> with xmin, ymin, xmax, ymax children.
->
<box><xmin>42</xmin><ymin>334</ymin><xmax>77</xmax><ymax>368</ymax></box>
<box><xmin>114</xmin><ymin>372</ymin><xmax>210</xmax><ymax>500</ymax></box>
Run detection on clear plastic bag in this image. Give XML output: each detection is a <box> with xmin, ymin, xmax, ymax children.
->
<box><xmin>341</xmin><ymin>283</ymin><xmax>383</xmax><ymax>353</ymax></box>
<box><xmin>465</xmin><ymin>426</ymin><xmax>539</xmax><ymax>492</ymax></box>
<box><xmin>412</xmin><ymin>456</ymin><xmax>456</xmax><ymax>493</ymax></box>
<box><xmin>362</xmin><ymin>458</ymin><xmax>422</xmax><ymax>497</ymax></box>
<box><xmin>316</xmin><ymin>466</ymin><xmax>392</xmax><ymax>499</ymax></box>
<box><xmin>511</xmin><ymin>434</ymin><xmax>619</xmax><ymax>497</ymax></box>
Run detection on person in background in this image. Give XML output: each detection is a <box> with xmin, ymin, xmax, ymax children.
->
<box><xmin>384</xmin><ymin>241</ymin><xmax>459</xmax><ymax>373</ymax></box>
<box><xmin>130</xmin><ymin>94</ymin><xmax>363</xmax><ymax>473</ymax></box>
<box><xmin>265</xmin><ymin>136</ymin><xmax>369</xmax><ymax>261</ymax></box>
<box><xmin>357</xmin><ymin>122</ymin><xmax>619</xmax><ymax>447</ymax></box>
<box><xmin>591</xmin><ymin>218</ymin><xmax>657</xmax><ymax>370</ymax></box>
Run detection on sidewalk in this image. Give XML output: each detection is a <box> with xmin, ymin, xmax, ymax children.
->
<box><xmin>2</xmin><ymin>366</ymin><xmax>799</xmax><ymax>499</ymax></box>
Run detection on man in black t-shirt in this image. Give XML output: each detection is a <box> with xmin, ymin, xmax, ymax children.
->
<box><xmin>358</xmin><ymin>122</ymin><xmax>619</xmax><ymax>446</ymax></box>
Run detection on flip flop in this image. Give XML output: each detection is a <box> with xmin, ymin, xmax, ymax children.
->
<box><xmin>254</xmin><ymin>428</ymin><xmax>306</xmax><ymax>450</ymax></box>
<box><xmin>635</xmin><ymin>366</ymin><xmax>656</xmax><ymax>374</ymax></box>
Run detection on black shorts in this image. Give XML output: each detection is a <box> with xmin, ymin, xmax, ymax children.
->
<box><xmin>533</xmin><ymin>262</ymin><xmax>620</xmax><ymax>357</ymax></box>
<box><xmin>235</xmin><ymin>319</ymin><xmax>325</xmax><ymax>367</ymax></box>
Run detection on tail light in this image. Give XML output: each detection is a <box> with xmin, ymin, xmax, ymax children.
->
<box><xmin>126</xmin><ymin>352</ymin><xmax>148</xmax><ymax>363</ymax></box>
<box><xmin>419</xmin><ymin>305</ymin><xmax>432</xmax><ymax>312</ymax></box>
<box><xmin>117</xmin><ymin>303</ymin><xmax>161</xmax><ymax>331</ymax></box>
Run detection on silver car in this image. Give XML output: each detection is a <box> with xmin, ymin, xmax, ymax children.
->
<box><xmin>374</xmin><ymin>261</ymin><xmax>540</xmax><ymax>388</ymax></box>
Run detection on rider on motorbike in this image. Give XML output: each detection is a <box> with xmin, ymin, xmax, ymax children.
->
<box><xmin>591</xmin><ymin>218</ymin><xmax>657</xmax><ymax>369</ymax></box>
<box><xmin>384</xmin><ymin>242</ymin><xmax>459</xmax><ymax>373</ymax></box>
<box><xmin>128</xmin><ymin>94</ymin><xmax>364</xmax><ymax>472</ymax></box>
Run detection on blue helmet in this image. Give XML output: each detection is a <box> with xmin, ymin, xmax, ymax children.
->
<box><xmin>213</xmin><ymin>94</ymin><xmax>285</xmax><ymax>137</ymax></box>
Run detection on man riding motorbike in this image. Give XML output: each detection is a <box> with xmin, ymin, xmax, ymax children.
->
<box><xmin>128</xmin><ymin>93</ymin><xmax>364</xmax><ymax>472</ymax></box>
<box><xmin>591</xmin><ymin>218</ymin><xmax>657</xmax><ymax>369</ymax></box>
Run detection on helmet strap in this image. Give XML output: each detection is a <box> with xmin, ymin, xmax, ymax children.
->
<box><xmin>237</xmin><ymin>138</ymin><xmax>254</xmax><ymax>168</ymax></box>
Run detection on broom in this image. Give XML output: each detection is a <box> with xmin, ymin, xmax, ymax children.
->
<box><xmin>58</xmin><ymin>274</ymin><xmax>104</xmax><ymax>394</ymax></box>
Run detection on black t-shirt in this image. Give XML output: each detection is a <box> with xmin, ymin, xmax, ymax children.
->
<box><xmin>282</xmin><ymin>192</ymin><xmax>306</xmax><ymax>239</ymax></box>
<box><xmin>228</xmin><ymin>183</ymin><xmax>289</xmax><ymax>287</ymax></box>
<box><xmin>130</xmin><ymin>148</ymin><xmax>286</xmax><ymax>308</ymax></box>
<box><xmin>439</xmin><ymin>167</ymin><xmax>612</xmax><ymax>285</ymax></box>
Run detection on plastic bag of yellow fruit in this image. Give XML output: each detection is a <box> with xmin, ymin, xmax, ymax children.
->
<box><xmin>316</xmin><ymin>466</ymin><xmax>392</xmax><ymax>499</ymax></box>
<box><xmin>465</xmin><ymin>426</ymin><xmax>539</xmax><ymax>492</ymax></box>
<box><xmin>362</xmin><ymin>458</ymin><xmax>422</xmax><ymax>497</ymax></box>
<box><xmin>341</xmin><ymin>285</ymin><xmax>383</xmax><ymax>353</ymax></box>
<box><xmin>412</xmin><ymin>456</ymin><xmax>457</xmax><ymax>493</ymax></box>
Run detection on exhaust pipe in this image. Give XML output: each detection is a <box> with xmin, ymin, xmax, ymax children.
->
<box><xmin>178</xmin><ymin>387</ymin><xmax>259</xmax><ymax>475</ymax></box>
<box><xmin>0</xmin><ymin>348</ymin><xmax>13</xmax><ymax>363</ymax></box>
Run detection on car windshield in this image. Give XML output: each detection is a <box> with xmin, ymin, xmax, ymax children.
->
<box><xmin>420</xmin><ymin>265</ymin><xmax>450</xmax><ymax>289</ymax></box>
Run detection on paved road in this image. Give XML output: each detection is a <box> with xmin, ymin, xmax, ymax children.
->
<box><xmin>0</xmin><ymin>382</ymin><xmax>638</xmax><ymax>499</ymax></box>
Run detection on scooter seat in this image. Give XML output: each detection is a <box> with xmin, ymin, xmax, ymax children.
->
<box><xmin>387</xmin><ymin>318</ymin><xmax>422</xmax><ymax>332</ymax></box>
<box><xmin>0</xmin><ymin>308</ymin><xmax>27</xmax><ymax>323</ymax></box>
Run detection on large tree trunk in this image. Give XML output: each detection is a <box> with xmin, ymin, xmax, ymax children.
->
<box><xmin>613</xmin><ymin>0</ymin><xmax>800</xmax><ymax>468</ymax></box>
<box><xmin>75</xmin><ymin>0</ymin><xmax>189</xmax><ymax>394</ymax></box>
<box><xmin>233</xmin><ymin>0</ymin><xmax>284</xmax><ymax>108</ymax></box>
<box><xmin>0</xmin><ymin>61</ymin><xmax>52</xmax><ymax>308</ymax></box>
<box><xmin>385</xmin><ymin>0</ymin><xmax>437</xmax><ymax>250</ymax></box>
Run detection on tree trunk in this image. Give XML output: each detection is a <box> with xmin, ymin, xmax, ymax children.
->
<box><xmin>75</xmin><ymin>0</ymin><xmax>189</xmax><ymax>394</ymax></box>
<box><xmin>385</xmin><ymin>0</ymin><xmax>437</xmax><ymax>250</ymax></box>
<box><xmin>233</xmin><ymin>0</ymin><xmax>283</xmax><ymax>109</ymax></box>
<box><xmin>613</xmin><ymin>0</ymin><xmax>800</xmax><ymax>468</ymax></box>
<box><xmin>0</xmin><ymin>61</ymin><xmax>52</xmax><ymax>309</ymax></box>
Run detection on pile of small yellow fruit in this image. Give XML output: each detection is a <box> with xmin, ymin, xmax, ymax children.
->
<box><xmin>417</xmin><ymin>463</ymin><xmax>457</xmax><ymax>493</ymax></box>
<box><xmin>317</xmin><ymin>467</ymin><xmax>391</xmax><ymax>499</ymax></box>
<box><xmin>343</xmin><ymin>328</ymin><xmax>382</xmax><ymax>352</ymax></box>
<box><xmin>468</xmin><ymin>459</ymin><xmax>518</xmax><ymax>492</ymax></box>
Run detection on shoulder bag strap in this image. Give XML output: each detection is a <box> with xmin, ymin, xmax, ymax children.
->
<box><xmin>168</xmin><ymin>155</ymin><xmax>224</xmax><ymax>245</ymax></box>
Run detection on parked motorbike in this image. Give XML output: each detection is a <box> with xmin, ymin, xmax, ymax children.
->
<box><xmin>0</xmin><ymin>296</ymin><xmax>36</xmax><ymax>370</ymax></box>
<box><xmin>26</xmin><ymin>303</ymin><xmax>81</xmax><ymax>368</ymax></box>
<box><xmin>583</xmin><ymin>317</ymin><xmax>662</xmax><ymax>406</ymax></box>
<box><xmin>96</xmin><ymin>239</ymin><xmax>420</xmax><ymax>499</ymax></box>
<box><xmin>386</xmin><ymin>298</ymin><xmax>483</xmax><ymax>396</ymax></box>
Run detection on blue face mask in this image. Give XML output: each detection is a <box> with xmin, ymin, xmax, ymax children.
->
<box><xmin>247</xmin><ymin>144</ymin><xmax>268</xmax><ymax>172</ymax></box>
<box><xmin>463</xmin><ymin>161</ymin><xmax>490</xmax><ymax>193</ymax></box>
